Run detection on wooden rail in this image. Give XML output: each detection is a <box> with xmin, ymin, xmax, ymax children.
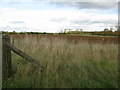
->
<box><xmin>2</xmin><ymin>34</ymin><xmax>44</xmax><ymax>83</ymax></box>
<box><xmin>6</xmin><ymin>42</ymin><xmax>44</xmax><ymax>70</ymax></box>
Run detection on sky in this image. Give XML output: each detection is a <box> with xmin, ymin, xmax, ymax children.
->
<box><xmin>0</xmin><ymin>0</ymin><xmax>119</xmax><ymax>33</ymax></box>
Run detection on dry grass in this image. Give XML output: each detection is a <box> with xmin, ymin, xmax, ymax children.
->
<box><xmin>3</xmin><ymin>34</ymin><xmax>118</xmax><ymax>88</ymax></box>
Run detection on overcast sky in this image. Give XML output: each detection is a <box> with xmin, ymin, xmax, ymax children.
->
<box><xmin>0</xmin><ymin>0</ymin><xmax>119</xmax><ymax>32</ymax></box>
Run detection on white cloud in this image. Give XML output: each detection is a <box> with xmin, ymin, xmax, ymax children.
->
<box><xmin>0</xmin><ymin>5</ymin><xmax>118</xmax><ymax>32</ymax></box>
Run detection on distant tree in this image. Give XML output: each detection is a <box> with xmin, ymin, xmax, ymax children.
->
<box><xmin>114</xmin><ymin>30</ymin><xmax>120</xmax><ymax>36</ymax></box>
<box><xmin>64</xmin><ymin>29</ymin><xmax>68</xmax><ymax>33</ymax></box>
<box><xmin>58</xmin><ymin>29</ymin><xmax>64</xmax><ymax>34</ymax></box>
<box><xmin>13</xmin><ymin>31</ymin><xmax>16</xmax><ymax>34</ymax></box>
<box><xmin>104</xmin><ymin>28</ymin><xmax>109</xmax><ymax>31</ymax></box>
<box><xmin>43</xmin><ymin>32</ymin><xmax>46</xmax><ymax>34</ymax></box>
<box><xmin>110</xmin><ymin>27</ymin><xmax>113</xmax><ymax>31</ymax></box>
<box><xmin>80</xmin><ymin>29</ymin><xmax>83</xmax><ymax>31</ymax></box>
<box><xmin>114</xmin><ymin>25</ymin><xmax>120</xmax><ymax>31</ymax></box>
<box><xmin>31</xmin><ymin>32</ymin><xmax>33</xmax><ymax>34</ymax></box>
<box><xmin>103</xmin><ymin>28</ymin><xmax>114</xmax><ymax>36</ymax></box>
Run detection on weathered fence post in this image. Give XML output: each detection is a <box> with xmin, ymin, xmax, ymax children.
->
<box><xmin>0</xmin><ymin>34</ymin><xmax>2</xmax><ymax>89</ymax></box>
<box><xmin>2</xmin><ymin>34</ymin><xmax>12</xmax><ymax>82</ymax></box>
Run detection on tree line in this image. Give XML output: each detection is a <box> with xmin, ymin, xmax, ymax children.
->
<box><xmin>1</xmin><ymin>28</ymin><xmax>120</xmax><ymax>36</ymax></box>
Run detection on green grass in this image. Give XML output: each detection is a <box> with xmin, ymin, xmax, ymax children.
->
<box><xmin>3</xmin><ymin>34</ymin><xmax>118</xmax><ymax>88</ymax></box>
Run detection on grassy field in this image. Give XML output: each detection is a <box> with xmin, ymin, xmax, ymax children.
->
<box><xmin>3</xmin><ymin>34</ymin><xmax>118</xmax><ymax>88</ymax></box>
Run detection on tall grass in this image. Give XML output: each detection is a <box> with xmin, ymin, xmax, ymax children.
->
<box><xmin>3</xmin><ymin>34</ymin><xmax>118</xmax><ymax>88</ymax></box>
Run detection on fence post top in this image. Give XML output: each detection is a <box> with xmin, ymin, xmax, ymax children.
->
<box><xmin>2</xmin><ymin>34</ymin><xmax>10</xmax><ymax>39</ymax></box>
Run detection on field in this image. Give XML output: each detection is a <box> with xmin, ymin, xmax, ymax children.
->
<box><xmin>3</xmin><ymin>34</ymin><xmax>118</xmax><ymax>88</ymax></box>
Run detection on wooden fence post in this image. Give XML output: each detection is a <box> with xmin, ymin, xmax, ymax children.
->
<box><xmin>2</xmin><ymin>34</ymin><xmax>12</xmax><ymax>82</ymax></box>
<box><xmin>0</xmin><ymin>34</ymin><xmax>2</xmax><ymax>89</ymax></box>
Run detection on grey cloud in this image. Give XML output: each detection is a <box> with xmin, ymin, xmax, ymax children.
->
<box><xmin>0</xmin><ymin>26</ymin><xmax>28</xmax><ymax>32</ymax></box>
<box><xmin>9</xmin><ymin>21</ymin><xmax>25</xmax><ymax>24</ymax></box>
<box><xmin>73</xmin><ymin>20</ymin><xmax>116</xmax><ymax>25</ymax></box>
<box><xmin>50</xmin><ymin>2</ymin><xmax>117</xmax><ymax>9</ymax></box>
<box><xmin>50</xmin><ymin>19</ymin><xmax>62</xmax><ymax>22</ymax></box>
<box><xmin>77</xmin><ymin>2</ymin><xmax>117</xmax><ymax>9</ymax></box>
<box><xmin>70</xmin><ymin>18</ymin><xmax>117</xmax><ymax>25</ymax></box>
<box><xmin>50</xmin><ymin>17</ymin><xmax>67</xmax><ymax>22</ymax></box>
<box><xmin>70</xmin><ymin>19</ymin><xmax>89</xmax><ymax>24</ymax></box>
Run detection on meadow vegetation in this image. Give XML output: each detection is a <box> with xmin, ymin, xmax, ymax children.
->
<box><xmin>3</xmin><ymin>34</ymin><xmax>118</xmax><ymax>88</ymax></box>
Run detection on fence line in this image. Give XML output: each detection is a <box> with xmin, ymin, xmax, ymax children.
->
<box><xmin>2</xmin><ymin>34</ymin><xmax>43</xmax><ymax>83</ymax></box>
